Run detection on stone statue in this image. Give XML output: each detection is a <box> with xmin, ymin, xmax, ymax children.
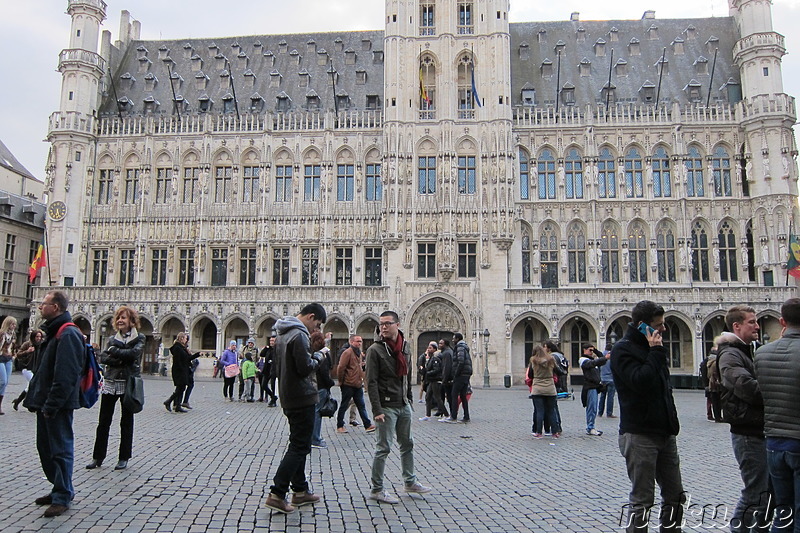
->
<box><xmin>762</xmin><ymin>242</ymin><xmax>770</xmax><ymax>264</ymax></box>
<box><xmin>713</xmin><ymin>247</ymin><xmax>720</xmax><ymax>270</ymax></box>
<box><xmin>741</xmin><ymin>245</ymin><xmax>749</xmax><ymax>270</ymax></box>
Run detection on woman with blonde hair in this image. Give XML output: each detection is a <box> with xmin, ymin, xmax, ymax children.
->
<box><xmin>0</xmin><ymin>316</ymin><xmax>18</xmax><ymax>414</ymax></box>
<box><xmin>527</xmin><ymin>344</ymin><xmax>562</xmax><ymax>439</ymax></box>
<box><xmin>86</xmin><ymin>306</ymin><xmax>145</xmax><ymax>470</ymax></box>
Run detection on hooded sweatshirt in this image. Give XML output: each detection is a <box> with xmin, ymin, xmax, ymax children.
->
<box><xmin>273</xmin><ymin>316</ymin><xmax>320</xmax><ymax>409</ymax></box>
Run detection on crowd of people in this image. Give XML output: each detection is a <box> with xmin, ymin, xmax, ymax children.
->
<box><xmin>5</xmin><ymin>291</ymin><xmax>800</xmax><ymax>529</ymax></box>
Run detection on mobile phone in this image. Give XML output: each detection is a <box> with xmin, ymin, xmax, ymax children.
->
<box><xmin>638</xmin><ymin>322</ymin><xmax>656</xmax><ymax>336</ymax></box>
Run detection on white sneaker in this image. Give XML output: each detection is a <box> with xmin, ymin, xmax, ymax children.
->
<box><xmin>419</xmin><ymin>416</ymin><xmax>430</xmax><ymax>421</ymax></box>
<box><xmin>404</xmin><ymin>482</ymin><xmax>431</xmax><ymax>494</ymax></box>
<box><xmin>587</xmin><ymin>428</ymin><xmax>603</xmax><ymax>436</ymax></box>
<box><xmin>417</xmin><ymin>399</ymin><xmax>425</xmax><ymax>404</ymax></box>
<box><xmin>369</xmin><ymin>490</ymin><xmax>399</xmax><ymax>504</ymax></box>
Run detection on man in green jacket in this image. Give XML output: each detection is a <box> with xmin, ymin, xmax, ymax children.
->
<box><xmin>365</xmin><ymin>310</ymin><xmax>431</xmax><ymax>504</ymax></box>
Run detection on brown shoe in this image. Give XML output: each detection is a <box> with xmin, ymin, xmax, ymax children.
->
<box><xmin>336</xmin><ymin>427</ymin><xmax>348</xmax><ymax>433</ymax></box>
<box><xmin>43</xmin><ymin>504</ymin><xmax>69</xmax><ymax>517</ymax></box>
<box><xmin>265</xmin><ymin>493</ymin><xmax>295</xmax><ymax>514</ymax></box>
<box><xmin>365</xmin><ymin>425</ymin><xmax>377</xmax><ymax>433</ymax></box>
<box><xmin>290</xmin><ymin>491</ymin><xmax>320</xmax><ymax>506</ymax></box>
<box><xmin>34</xmin><ymin>495</ymin><xmax>53</xmax><ymax>506</ymax></box>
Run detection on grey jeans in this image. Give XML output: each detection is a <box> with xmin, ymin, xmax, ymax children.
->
<box><xmin>730</xmin><ymin>433</ymin><xmax>773</xmax><ymax>533</ymax></box>
<box><xmin>619</xmin><ymin>432</ymin><xmax>685</xmax><ymax>533</ymax></box>
<box><xmin>370</xmin><ymin>403</ymin><xmax>416</xmax><ymax>492</ymax></box>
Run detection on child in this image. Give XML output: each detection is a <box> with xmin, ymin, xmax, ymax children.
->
<box><xmin>241</xmin><ymin>353</ymin><xmax>257</xmax><ymax>402</ymax></box>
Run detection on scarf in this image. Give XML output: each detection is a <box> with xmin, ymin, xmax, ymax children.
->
<box><xmin>114</xmin><ymin>327</ymin><xmax>138</xmax><ymax>344</ymax></box>
<box><xmin>385</xmin><ymin>332</ymin><xmax>407</xmax><ymax>377</ymax></box>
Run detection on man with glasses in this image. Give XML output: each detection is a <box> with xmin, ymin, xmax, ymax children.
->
<box><xmin>24</xmin><ymin>291</ymin><xmax>85</xmax><ymax>518</ymax></box>
<box><xmin>365</xmin><ymin>311</ymin><xmax>431</xmax><ymax>504</ymax></box>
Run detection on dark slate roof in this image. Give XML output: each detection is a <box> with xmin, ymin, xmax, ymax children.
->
<box><xmin>100</xmin><ymin>31</ymin><xmax>385</xmax><ymax>117</ymax></box>
<box><xmin>0</xmin><ymin>139</ymin><xmax>37</xmax><ymax>180</ymax></box>
<box><xmin>508</xmin><ymin>16</ymin><xmax>740</xmax><ymax>107</ymax></box>
<box><xmin>0</xmin><ymin>190</ymin><xmax>46</xmax><ymax>230</ymax></box>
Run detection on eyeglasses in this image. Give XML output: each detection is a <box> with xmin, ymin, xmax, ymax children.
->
<box><xmin>378</xmin><ymin>321</ymin><xmax>397</xmax><ymax>327</ymax></box>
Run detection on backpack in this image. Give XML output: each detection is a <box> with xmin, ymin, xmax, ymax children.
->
<box><xmin>56</xmin><ymin>322</ymin><xmax>101</xmax><ymax>409</ymax></box>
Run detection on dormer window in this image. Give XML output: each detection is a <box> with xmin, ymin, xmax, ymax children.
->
<box><xmin>686</xmin><ymin>25</ymin><xmax>697</xmax><ymax>40</ymax></box>
<box><xmin>143</xmin><ymin>96</ymin><xmax>158</xmax><ymax>114</ymax></box>
<box><xmin>253</xmin><ymin>40</ymin><xmax>262</xmax><ymax>49</ymax></box>
<box><xmin>191</xmin><ymin>54</ymin><xmax>202</xmax><ymax>72</ymax></box>
<box><xmin>615</xmin><ymin>59</ymin><xmax>628</xmax><ymax>77</ymax></box>
<box><xmin>706</xmin><ymin>36</ymin><xmax>720</xmax><ymax>53</ymax></box>
<box><xmin>560</xmin><ymin>83</ymin><xmax>575</xmax><ymax>106</ymax></box>
<box><xmin>694</xmin><ymin>56</ymin><xmax>709</xmax><ymax>75</ymax></box>
<box><xmin>655</xmin><ymin>57</ymin><xmax>669</xmax><ymax>75</ymax></box>
<box><xmin>158</xmin><ymin>45</ymin><xmax>169</xmax><ymax>60</ymax></box>
<box><xmin>182</xmin><ymin>43</ymin><xmax>193</xmax><ymax>59</ymax></box>
<box><xmin>609</xmin><ymin>27</ymin><xmax>619</xmax><ymax>42</ymax></box>
<box><xmin>372</xmin><ymin>50</ymin><xmax>384</xmax><ymax>63</ymax></box>
<box><xmin>722</xmin><ymin>78</ymin><xmax>742</xmax><ymax>104</ymax></box>
<box><xmin>222</xmin><ymin>94</ymin><xmax>235</xmax><ymax>114</ymax></box>
<box><xmin>335</xmin><ymin>91</ymin><xmax>350</xmax><ymax>111</ymax></box>
<box><xmin>270</xmin><ymin>69</ymin><xmax>282</xmax><ymax>88</ymax></box>
<box><xmin>576</xmin><ymin>27</ymin><xmax>586</xmax><ymax>43</ymax></box>
<box><xmin>278</xmin><ymin>39</ymin><xmax>288</xmax><ymax>53</ymax></box>
<box><xmin>195</xmin><ymin>72</ymin><xmax>209</xmax><ymax>91</ymax></box>
<box><xmin>538</xmin><ymin>29</ymin><xmax>547</xmax><ymax>43</ymax></box>
<box><xmin>231</xmin><ymin>42</ymin><xmax>240</xmax><ymax>52</ymax></box>
<box><xmin>672</xmin><ymin>38</ymin><xmax>685</xmax><ymax>55</ymax></box>
<box><xmin>361</xmin><ymin>38</ymin><xmax>372</xmax><ymax>51</ymax></box>
<box><xmin>117</xmin><ymin>96</ymin><xmax>133</xmax><ymax>114</ymax></box>
<box><xmin>299</xmin><ymin>69</ymin><xmax>310</xmax><ymax>87</ymax></box>
<box><xmin>198</xmin><ymin>95</ymin><xmax>212</xmax><ymax>113</ymax></box>
<box><xmin>136</xmin><ymin>45</ymin><xmax>148</xmax><ymax>59</ymax></box>
<box><xmin>519</xmin><ymin>42</ymin><xmax>530</xmax><ymax>60</ymax></box>
<box><xmin>334</xmin><ymin>38</ymin><xmax>344</xmax><ymax>52</ymax></box>
<box><xmin>600</xmin><ymin>84</ymin><xmax>616</xmax><ymax>105</ymax></box>
<box><xmin>219</xmin><ymin>70</ymin><xmax>230</xmax><ymax>89</ymax></box>
<box><xmin>237</xmin><ymin>51</ymin><xmax>248</xmax><ymax>69</ymax></box>
<box><xmin>144</xmin><ymin>73</ymin><xmax>157</xmax><ymax>91</ymax></box>
<box><xmin>594</xmin><ymin>39</ymin><xmax>606</xmax><ymax>57</ymax></box>
<box><xmin>554</xmin><ymin>40</ymin><xmax>566</xmax><ymax>55</ymax></box>
<box><xmin>215</xmin><ymin>53</ymin><xmax>226</xmax><ymax>70</ymax></box>
<box><xmin>684</xmin><ymin>80</ymin><xmax>703</xmax><ymax>103</ymax></box>
<box><xmin>276</xmin><ymin>92</ymin><xmax>291</xmax><ymax>112</ymax></box>
<box><xmin>250</xmin><ymin>93</ymin><xmax>264</xmax><ymax>113</ymax></box>
<box><xmin>521</xmin><ymin>84</ymin><xmax>535</xmax><ymax>106</ymax></box>
<box><xmin>138</xmin><ymin>57</ymin><xmax>152</xmax><ymax>74</ymax></box>
<box><xmin>629</xmin><ymin>38</ymin><xmax>641</xmax><ymax>56</ymax></box>
<box><xmin>306</xmin><ymin>90</ymin><xmax>320</xmax><ymax>111</ymax></box>
<box><xmin>647</xmin><ymin>25</ymin><xmax>658</xmax><ymax>40</ymax></box>
<box><xmin>289</xmin><ymin>50</ymin><xmax>301</xmax><ymax>66</ymax></box>
<box><xmin>172</xmin><ymin>95</ymin><xmax>187</xmax><ymax>114</ymax></box>
<box><xmin>243</xmin><ymin>69</ymin><xmax>256</xmax><ymax>88</ymax></box>
<box><xmin>579</xmin><ymin>58</ymin><xmax>591</xmax><ymax>77</ymax></box>
<box><xmin>120</xmin><ymin>72</ymin><xmax>135</xmax><ymax>90</ymax></box>
<box><xmin>264</xmin><ymin>50</ymin><xmax>275</xmax><ymax>67</ymax></box>
<box><xmin>366</xmin><ymin>94</ymin><xmax>380</xmax><ymax>110</ymax></box>
<box><xmin>541</xmin><ymin>59</ymin><xmax>554</xmax><ymax>78</ymax></box>
<box><xmin>344</xmin><ymin>49</ymin><xmax>356</xmax><ymax>65</ymax></box>
<box><xmin>307</xmin><ymin>39</ymin><xmax>316</xmax><ymax>54</ymax></box>
<box><xmin>356</xmin><ymin>69</ymin><xmax>367</xmax><ymax>85</ymax></box>
<box><xmin>317</xmin><ymin>49</ymin><xmax>329</xmax><ymax>66</ymax></box>
<box><xmin>169</xmin><ymin>71</ymin><xmax>183</xmax><ymax>86</ymax></box>
<box><xmin>639</xmin><ymin>81</ymin><xmax>656</xmax><ymax>104</ymax></box>
<box><xmin>208</xmin><ymin>43</ymin><xmax>219</xmax><ymax>54</ymax></box>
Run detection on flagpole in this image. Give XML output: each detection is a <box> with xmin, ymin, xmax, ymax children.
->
<box><xmin>787</xmin><ymin>217</ymin><xmax>793</xmax><ymax>286</ymax></box>
<box><xmin>44</xmin><ymin>222</ymin><xmax>53</xmax><ymax>287</ymax></box>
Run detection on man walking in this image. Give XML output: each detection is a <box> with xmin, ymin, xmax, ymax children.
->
<box><xmin>444</xmin><ymin>332</ymin><xmax>472</xmax><ymax>423</ymax></box>
<box><xmin>598</xmin><ymin>342</ymin><xmax>616</xmax><ymax>418</ymax></box>
<box><xmin>335</xmin><ymin>334</ymin><xmax>375</xmax><ymax>434</ymax></box>
<box><xmin>265</xmin><ymin>303</ymin><xmax>327</xmax><ymax>514</ymax></box>
<box><xmin>717</xmin><ymin>305</ymin><xmax>773</xmax><ymax>533</ymax></box>
<box><xmin>755</xmin><ymin>298</ymin><xmax>800</xmax><ymax>532</ymax></box>
<box><xmin>611</xmin><ymin>300</ymin><xmax>684</xmax><ymax>533</ymax></box>
<box><xmin>366</xmin><ymin>311</ymin><xmax>431</xmax><ymax>504</ymax></box>
<box><xmin>580</xmin><ymin>343</ymin><xmax>608</xmax><ymax>435</ymax></box>
<box><xmin>24</xmin><ymin>291</ymin><xmax>85</xmax><ymax>518</ymax></box>
<box><xmin>437</xmin><ymin>339</ymin><xmax>452</xmax><ymax>418</ymax></box>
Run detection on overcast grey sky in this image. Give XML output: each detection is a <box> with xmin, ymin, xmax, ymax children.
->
<box><xmin>1</xmin><ymin>0</ymin><xmax>798</xmax><ymax>180</ymax></box>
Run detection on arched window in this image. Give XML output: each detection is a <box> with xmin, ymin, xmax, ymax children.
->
<box><xmin>746</xmin><ymin>219</ymin><xmax>756</xmax><ymax>282</ymax></box>
<box><xmin>457</xmin><ymin>55</ymin><xmax>476</xmax><ymax>118</ymax></box>
<box><xmin>567</xmin><ymin>223</ymin><xmax>586</xmax><ymax>283</ymax></box>
<box><xmin>712</xmin><ymin>146</ymin><xmax>732</xmax><ymax>197</ymax></box>
<box><xmin>624</xmin><ymin>148</ymin><xmax>644</xmax><ymax>198</ymax></box>
<box><xmin>540</xmin><ymin>222</ymin><xmax>559</xmax><ymax>288</ymax></box>
<box><xmin>652</xmin><ymin>146</ymin><xmax>671</xmax><ymax>197</ymax></box>
<box><xmin>601</xmin><ymin>221</ymin><xmax>620</xmax><ymax>282</ymax></box>
<box><xmin>597</xmin><ymin>148</ymin><xmax>616</xmax><ymax>198</ymax></box>
<box><xmin>663</xmin><ymin>317</ymin><xmax>683</xmax><ymax>368</ymax></box>
<box><xmin>521</xmin><ymin>229</ymin><xmax>531</xmax><ymax>284</ymax></box>
<box><xmin>519</xmin><ymin>149</ymin><xmax>530</xmax><ymax>200</ymax></box>
<box><xmin>418</xmin><ymin>155</ymin><xmax>436</xmax><ymax>194</ymax></box>
<box><xmin>523</xmin><ymin>324</ymin><xmax>535</xmax><ymax>369</ymax></box>
<box><xmin>656</xmin><ymin>223</ymin><xmax>677</xmax><ymax>282</ymax></box>
<box><xmin>419</xmin><ymin>55</ymin><xmax>436</xmax><ymax>119</ymax></box>
<box><xmin>686</xmin><ymin>146</ymin><xmax>704</xmax><ymax>197</ymax></box>
<box><xmin>569</xmin><ymin>320</ymin><xmax>591</xmax><ymax>368</ymax></box>
<box><xmin>565</xmin><ymin>149</ymin><xmax>583</xmax><ymax>199</ymax></box>
<box><xmin>691</xmin><ymin>221</ymin><xmax>711</xmax><ymax>281</ymax></box>
<box><xmin>628</xmin><ymin>221</ymin><xmax>648</xmax><ymax>282</ymax></box>
<box><xmin>537</xmin><ymin>149</ymin><xmax>556</xmax><ymax>199</ymax></box>
<box><xmin>718</xmin><ymin>220</ymin><xmax>738</xmax><ymax>282</ymax></box>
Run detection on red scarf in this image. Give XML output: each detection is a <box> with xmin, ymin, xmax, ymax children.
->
<box><xmin>384</xmin><ymin>332</ymin><xmax>407</xmax><ymax>377</ymax></box>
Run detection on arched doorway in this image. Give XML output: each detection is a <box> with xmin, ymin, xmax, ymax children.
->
<box><xmin>192</xmin><ymin>316</ymin><xmax>218</xmax><ymax>353</ymax></box>
<box><xmin>702</xmin><ymin>314</ymin><xmax>726</xmax><ymax>356</ymax></box>
<box><xmin>560</xmin><ymin>316</ymin><xmax>597</xmax><ymax>370</ymax></box>
<box><xmin>323</xmin><ymin>316</ymin><xmax>350</xmax><ymax>365</ymax></box>
<box><xmin>160</xmin><ymin>316</ymin><xmax>187</xmax><ymax>349</ymax></box>
<box><xmin>605</xmin><ymin>315</ymin><xmax>630</xmax><ymax>350</ymax></box>
<box><xmin>73</xmin><ymin>316</ymin><xmax>92</xmax><ymax>343</ymax></box>
<box><xmin>139</xmin><ymin>317</ymin><xmax>157</xmax><ymax>374</ymax></box>
<box><xmin>256</xmin><ymin>316</ymin><xmax>277</xmax><ymax>349</ymax></box>
<box><xmin>223</xmin><ymin>316</ymin><xmax>249</xmax><ymax>350</ymax></box>
<box><xmin>758</xmin><ymin>314</ymin><xmax>781</xmax><ymax>345</ymax></box>
<box><xmin>95</xmin><ymin>316</ymin><xmax>113</xmax><ymax>351</ymax></box>
<box><xmin>409</xmin><ymin>297</ymin><xmax>466</xmax><ymax>382</ymax></box>
<box><xmin>663</xmin><ymin>316</ymin><xmax>692</xmax><ymax>371</ymax></box>
<box><xmin>356</xmin><ymin>317</ymin><xmax>378</xmax><ymax>353</ymax></box>
<box><xmin>511</xmin><ymin>316</ymin><xmax>550</xmax><ymax>373</ymax></box>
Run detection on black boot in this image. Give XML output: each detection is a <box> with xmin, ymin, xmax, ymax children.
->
<box><xmin>12</xmin><ymin>390</ymin><xmax>26</xmax><ymax>411</ymax></box>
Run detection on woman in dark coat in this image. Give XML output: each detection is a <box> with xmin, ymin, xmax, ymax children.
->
<box><xmin>164</xmin><ymin>332</ymin><xmax>198</xmax><ymax>413</ymax></box>
<box><xmin>87</xmin><ymin>306</ymin><xmax>145</xmax><ymax>470</ymax></box>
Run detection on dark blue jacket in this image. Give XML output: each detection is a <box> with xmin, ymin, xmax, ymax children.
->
<box><xmin>23</xmin><ymin>311</ymin><xmax>85</xmax><ymax>415</ymax></box>
<box><xmin>610</xmin><ymin>323</ymin><xmax>680</xmax><ymax>436</ymax></box>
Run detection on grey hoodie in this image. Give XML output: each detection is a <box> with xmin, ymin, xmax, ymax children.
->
<box><xmin>274</xmin><ymin>316</ymin><xmax>320</xmax><ymax>409</ymax></box>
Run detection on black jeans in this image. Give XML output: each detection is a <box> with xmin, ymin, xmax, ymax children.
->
<box><xmin>166</xmin><ymin>384</ymin><xmax>186</xmax><ymax>408</ymax></box>
<box><xmin>259</xmin><ymin>372</ymin><xmax>277</xmax><ymax>402</ymax></box>
<box><xmin>223</xmin><ymin>376</ymin><xmax>235</xmax><ymax>399</ymax></box>
<box><xmin>183</xmin><ymin>375</ymin><xmax>194</xmax><ymax>404</ymax></box>
<box><xmin>450</xmin><ymin>376</ymin><xmax>471</xmax><ymax>420</ymax></box>
<box><xmin>93</xmin><ymin>393</ymin><xmax>134</xmax><ymax>461</ymax></box>
<box><xmin>425</xmin><ymin>381</ymin><xmax>447</xmax><ymax>417</ymax></box>
<box><xmin>270</xmin><ymin>404</ymin><xmax>315</xmax><ymax>498</ymax></box>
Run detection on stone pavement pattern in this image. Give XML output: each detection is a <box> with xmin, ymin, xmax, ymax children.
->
<box><xmin>0</xmin><ymin>374</ymin><xmax>743</xmax><ymax>532</ymax></box>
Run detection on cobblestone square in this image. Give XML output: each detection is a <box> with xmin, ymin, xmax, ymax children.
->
<box><xmin>1</xmin><ymin>374</ymin><xmax>744</xmax><ymax>532</ymax></box>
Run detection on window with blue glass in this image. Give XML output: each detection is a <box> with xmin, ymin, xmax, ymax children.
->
<box><xmin>537</xmin><ymin>149</ymin><xmax>556</xmax><ymax>199</ymax></box>
<box><xmin>519</xmin><ymin>150</ymin><xmax>530</xmax><ymax>200</ymax></box>
<box><xmin>304</xmin><ymin>165</ymin><xmax>321</xmax><ymax>201</ymax></box>
<box><xmin>652</xmin><ymin>147</ymin><xmax>671</xmax><ymax>197</ymax></box>
<box><xmin>418</xmin><ymin>156</ymin><xmax>436</xmax><ymax>194</ymax></box>
<box><xmin>337</xmin><ymin>164</ymin><xmax>354</xmax><ymax>201</ymax></box>
<box><xmin>624</xmin><ymin>148</ymin><xmax>644</xmax><ymax>198</ymax></box>
<box><xmin>597</xmin><ymin>148</ymin><xmax>616</xmax><ymax>198</ymax></box>
<box><xmin>366</xmin><ymin>163</ymin><xmax>382</xmax><ymax>201</ymax></box>
<box><xmin>686</xmin><ymin>146</ymin><xmax>704</xmax><ymax>197</ymax></box>
<box><xmin>458</xmin><ymin>156</ymin><xmax>476</xmax><ymax>194</ymax></box>
<box><xmin>565</xmin><ymin>149</ymin><xmax>583</xmax><ymax>199</ymax></box>
<box><xmin>712</xmin><ymin>146</ymin><xmax>732</xmax><ymax>197</ymax></box>
<box><xmin>275</xmin><ymin>165</ymin><xmax>292</xmax><ymax>202</ymax></box>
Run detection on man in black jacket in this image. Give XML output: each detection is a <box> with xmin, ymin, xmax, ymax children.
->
<box><xmin>444</xmin><ymin>332</ymin><xmax>472</xmax><ymax>423</ymax></box>
<box><xmin>579</xmin><ymin>343</ymin><xmax>608</xmax><ymax>436</ymax></box>
<box><xmin>265</xmin><ymin>303</ymin><xmax>326</xmax><ymax>514</ymax></box>
<box><xmin>437</xmin><ymin>339</ymin><xmax>452</xmax><ymax>418</ymax></box>
<box><xmin>718</xmin><ymin>305</ymin><xmax>773</xmax><ymax>533</ymax></box>
<box><xmin>611</xmin><ymin>300</ymin><xmax>684</xmax><ymax>533</ymax></box>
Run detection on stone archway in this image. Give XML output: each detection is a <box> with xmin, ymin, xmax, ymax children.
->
<box><xmin>223</xmin><ymin>317</ymin><xmax>249</xmax><ymax>348</ymax></box>
<box><xmin>138</xmin><ymin>317</ymin><xmax>157</xmax><ymax>374</ymax></box>
<box><xmin>409</xmin><ymin>297</ymin><xmax>467</xmax><ymax>381</ymax></box>
<box><xmin>192</xmin><ymin>316</ymin><xmax>218</xmax><ymax>353</ymax></box>
<box><xmin>511</xmin><ymin>316</ymin><xmax>550</xmax><ymax>374</ymax></box>
<box><xmin>357</xmin><ymin>317</ymin><xmax>378</xmax><ymax>353</ymax></box>
<box><xmin>323</xmin><ymin>316</ymin><xmax>349</xmax><ymax>364</ymax></box>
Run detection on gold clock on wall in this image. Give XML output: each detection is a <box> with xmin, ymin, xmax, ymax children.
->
<box><xmin>48</xmin><ymin>200</ymin><xmax>67</xmax><ymax>221</ymax></box>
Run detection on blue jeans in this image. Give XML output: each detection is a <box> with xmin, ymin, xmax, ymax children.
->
<box><xmin>729</xmin><ymin>434</ymin><xmax>773</xmax><ymax>533</ymax></box>
<box><xmin>619</xmin><ymin>432</ymin><xmax>685</xmax><ymax>533</ymax></box>
<box><xmin>0</xmin><ymin>359</ymin><xmax>12</xmax><ymax>396</ymax></box>
<box><xmin>768</xmin><ymin>448</ymin><xmax>800</xmax><ymax>532</ymax></box>
<box><xmin>270</xmin><ymin>404</ymin><xmax>315</xmax><ymax>498</ymax></box>
<box><xmin>599</xmin><ymin>382</ymin><xmax>616</xmax><ymax>417</ymax></box>
<box><xmin>371</xmin><ymin>404</ymin><xmax>416</xmax><ymax>492</ymax></box>
<box><xmin>585</xmin><ymin>388</ymin><xmax>598</xmax><ymax>431</ymax></box>
<box><xmin>36</xmin><ymin>410</ymin><xmax>75</xmax><ymax>506</ymax></box>
<box><xmin>337</xmin><ymin>385</ymin><xmax>371</xmax><ymax>429</ymax></box>
<box><xmin>312</xmin><ymin>389</ymin><xmax>328</xmax><ymax>446</ymax></box>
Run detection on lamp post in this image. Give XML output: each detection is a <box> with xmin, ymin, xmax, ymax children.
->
<box><xmin>100</xmin><ymin>322</ymin><xmax>107</xmax><ymax>349</ymax></box>
<box><xmin>482</xmin><ymin>328</ymin><xmax>490</xmax><ymax>388</ymax></box>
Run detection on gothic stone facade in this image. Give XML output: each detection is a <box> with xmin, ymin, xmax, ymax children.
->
<box><xmin>41</xmin><ymin>0</ymin><xmax>798</xmax><ymax>382</ymax></box>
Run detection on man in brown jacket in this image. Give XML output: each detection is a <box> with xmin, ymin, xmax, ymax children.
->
<box><xmin>335</xmin><ymin>335</ymin><xmax>376</xmax><ymax>433</ymax></box>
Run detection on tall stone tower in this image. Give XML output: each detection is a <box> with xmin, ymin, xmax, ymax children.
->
<box><xmin>44</xmin><ymin>0</ymin><xmax>107</xmax><ymax>286</ymax></box>
<box><xmin>729</xmin><ymin>0</ymin><xmax>798</xmax><ymax>281</ymax></box>
<box><xmin>383</xmin><ymin>0</ymin><xmax>515</xmax><ymax>363</ymax></box>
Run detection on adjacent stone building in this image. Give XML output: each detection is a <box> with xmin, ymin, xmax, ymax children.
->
<box><xmin>40</xmin><ymin>0</ymin><xmax>798</xmax><ymax>383</ymax></box>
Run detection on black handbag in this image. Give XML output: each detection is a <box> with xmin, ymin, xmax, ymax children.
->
<box><xmin>123</xmin><ymin>374</ymin><xmax>145</xmax><ymax>414</ymax></box>
<box><xmin>319</xmin><ymin>393</ymin><xmax>338</xmax><ymax>418</ymax></box>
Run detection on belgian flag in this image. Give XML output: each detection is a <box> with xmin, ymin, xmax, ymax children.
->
<box><xmin>787</xmin><ymin>234</ymin><xmax>800</xmax><ymax>279</ymax></box>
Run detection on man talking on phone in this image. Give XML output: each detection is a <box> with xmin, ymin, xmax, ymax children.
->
<box><xmin>611</xmin><ymin>300</ymin><xmax>684</xmax><ymax>533</ymax></box>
